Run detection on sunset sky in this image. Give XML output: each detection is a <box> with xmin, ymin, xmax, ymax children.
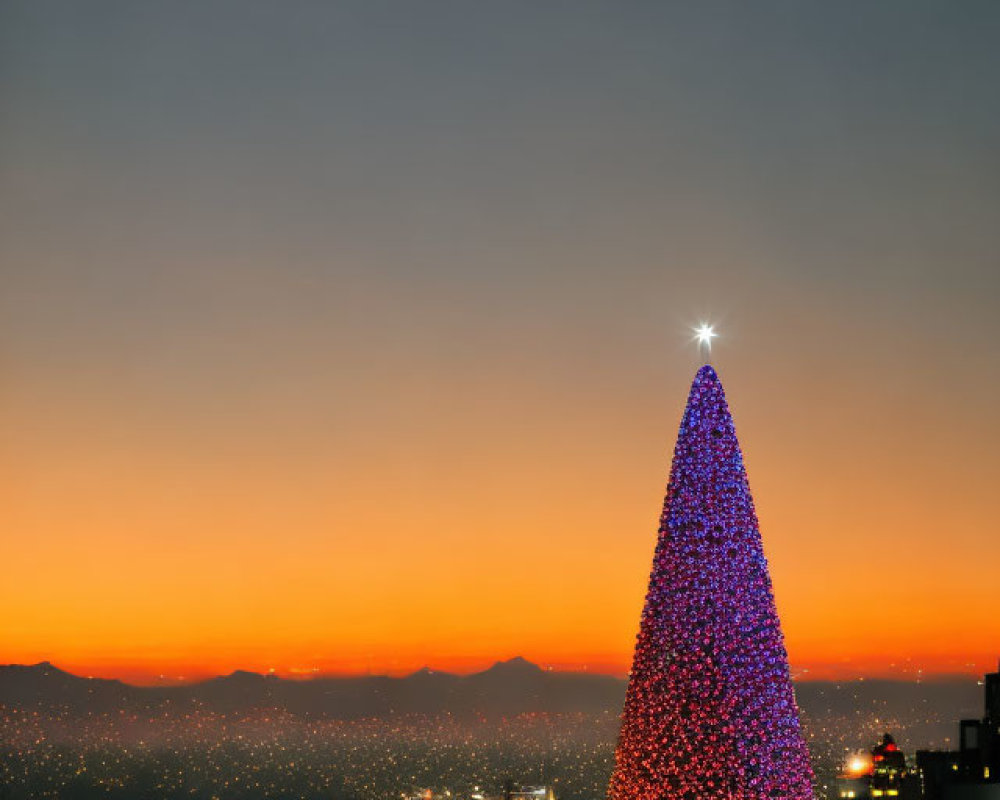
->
<box><xmin>2</xmin><ymin>2</ymin><xmax>998</xmax><ymax>685</ymax></box>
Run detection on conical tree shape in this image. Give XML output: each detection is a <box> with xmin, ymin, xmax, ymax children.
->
<box><xmin>608</xmin><ymin>365</ymin><xmax>813</xmax><ymax>800</ymax></box>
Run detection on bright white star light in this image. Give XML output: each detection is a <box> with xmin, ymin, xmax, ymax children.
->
<box><xmin>694</xmin><ymin>324</ymin><xmax>717</xmax><ymax>348</ymax></box>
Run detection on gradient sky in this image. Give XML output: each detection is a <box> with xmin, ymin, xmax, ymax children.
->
<box><xmin>2</xmin><ymin>1</ymin><xmax>998</xmax><ymax>684</ymax></box>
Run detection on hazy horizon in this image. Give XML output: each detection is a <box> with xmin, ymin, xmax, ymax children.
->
<box><xmin>4</xmin><ymin>654</ymin><xmax>993</xmax><ymax>688</ymax></box>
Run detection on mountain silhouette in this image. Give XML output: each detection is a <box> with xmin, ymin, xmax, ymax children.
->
<box><xmin>0</xmin><ymin>658</ymin><xmax>621</xmax><ymax>718</ymax></box>
<box><xmin>482</xmin><ymin>656</ymin><xmax>543</xmax><ymax>674</ymax></box>
<box><xmin>0</xmin><ymin>659</ymin><xmax>983</xmax><ymax>746</ymax></box>
<box><xmin>0</xmin><ymin>661</ymin><xmax>134</xmax><ymax>713</ymax></box>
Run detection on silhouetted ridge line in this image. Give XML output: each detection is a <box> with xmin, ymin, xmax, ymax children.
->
<box><xmin>0</xmin><ymin>658</ymin><xmax>623</xmax><ymax>718</ymax></box>
<box><xmin>0</xmin><ymin>659</ymin><xmax>983</xmax><ymax>741</ymax></box>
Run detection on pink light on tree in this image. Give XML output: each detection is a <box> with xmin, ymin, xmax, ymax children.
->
<box><xmin>608</xmin><ymin>364</ymin><xmax>813</xmax><ymax>800</ymax></box>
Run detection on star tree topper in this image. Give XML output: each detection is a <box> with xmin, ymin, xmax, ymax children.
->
<box><xmin>694</xmin><ymin>323</ymin><xmax>717</xmax><ymax>362</ymax></box>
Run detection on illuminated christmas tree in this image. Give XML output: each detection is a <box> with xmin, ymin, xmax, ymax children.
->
<box><xmin>608</xmin><ymin>364</ymin><xmax>813</xmax><ymax>800</ymax></box>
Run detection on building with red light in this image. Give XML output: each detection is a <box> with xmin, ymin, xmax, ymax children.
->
<box><xmin>835</xmin><ymin>734</ymin><xmax>918</xmax><ymax>800</ymax></box>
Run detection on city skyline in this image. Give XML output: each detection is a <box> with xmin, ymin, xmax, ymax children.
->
<box><xmin>3</xmin><ymin>2</ymin><xmax>999</xmax><ymax>686</ymax></box>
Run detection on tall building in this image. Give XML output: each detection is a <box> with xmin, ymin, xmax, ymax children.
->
<box><xmin>608</xmin><ymin>365</ymin><xmax>813</xmax><ymax>800</ymax></box>
<box><xmin>985</xmin><ymin>665</ymin><xmax>1000</xmax><ymax>776</ymax></box>
<box><xmin>917</xmin><ymin>663</ymin><xmax>1000</xmax><ymax>799</ymax></box>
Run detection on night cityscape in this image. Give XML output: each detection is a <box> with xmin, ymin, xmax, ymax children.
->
<box><xmin>0</xmin><ymin>660</ymin><xmax>995</xmax><ymax>799</ymax></box>
<box><xmin>3</xmin><ymin>2</ymin><xmax>999</xmax><ymax>799</ymax></box>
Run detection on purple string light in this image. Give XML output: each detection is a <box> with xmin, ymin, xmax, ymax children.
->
<box><xmin>608</xmin><ymin>365</ymin><xmax>813</xmax><ymax>800</ymax></box>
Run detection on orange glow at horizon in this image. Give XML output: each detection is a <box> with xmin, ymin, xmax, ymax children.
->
<box><xmin>3</xmin><ymin>347</ymin><xmax>998</xmax><ymax>688</ymax></box>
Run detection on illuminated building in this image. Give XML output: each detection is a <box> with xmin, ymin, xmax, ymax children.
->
<box><xmin>834</xmin><ymin>734</ymin><xmax>917</xmax><ymax>800</ymax></box>
<box><xmin>986</xmin><ymin>665</ymin><xmax>1000</xmax><ymax>782</ymax></box>
<box><xmin>870</xmin><ymin>734</ymin><xmax>912</xmax><ymax>799</ymax></box>
<box><xmin>916</xmin><ymin>751</ymin><xmax>962</xmax><ymax>800</ymax></box>
<box><xmin>986</xmin><ymin>667</ymin><xmax>1000</xmax><ymax>724</ymax></box>
<box><xmin>505</xmin><ymin>786</ymin><xmax>556</xmax><ymax>800</ymax></box>
<box><xmin>607</xmin><ymin>365</ymin><xmax>813</xmax><ymax>800</ymax></box>
<box><xmin>916</xmin><ymin>663</ymin><xmax>1000</xmax><ymax>799</ymax></box>
<box><xmin>404</xmin><ymin>783</ymin><xmax>557</xmax><ymax>800</ymax></box>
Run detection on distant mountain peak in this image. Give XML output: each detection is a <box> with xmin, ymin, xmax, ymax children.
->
<box><xmin>407</xmin><ymin>666</ymin><xmax>459</xmax><ymax>680</ymax></box>
<box><xmin>220</xmin><ymin>670</ymin><xmax>266</xmax><ymax>681</ymax></box>
<box><xmin>486</xmin><ymin>656</ymin><xmax>543</xmax><ymax>674</ymax></box>
<box><xmin>15</xmin><ymin>661</ymin><xmax>70</xmax><ymax>676</ymax></box>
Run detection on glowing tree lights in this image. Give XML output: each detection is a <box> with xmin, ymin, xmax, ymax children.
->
<box><xmin>608</xmin><ymin>365</ymin><xmax>813</xmax><ymax>800</ymax></box>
